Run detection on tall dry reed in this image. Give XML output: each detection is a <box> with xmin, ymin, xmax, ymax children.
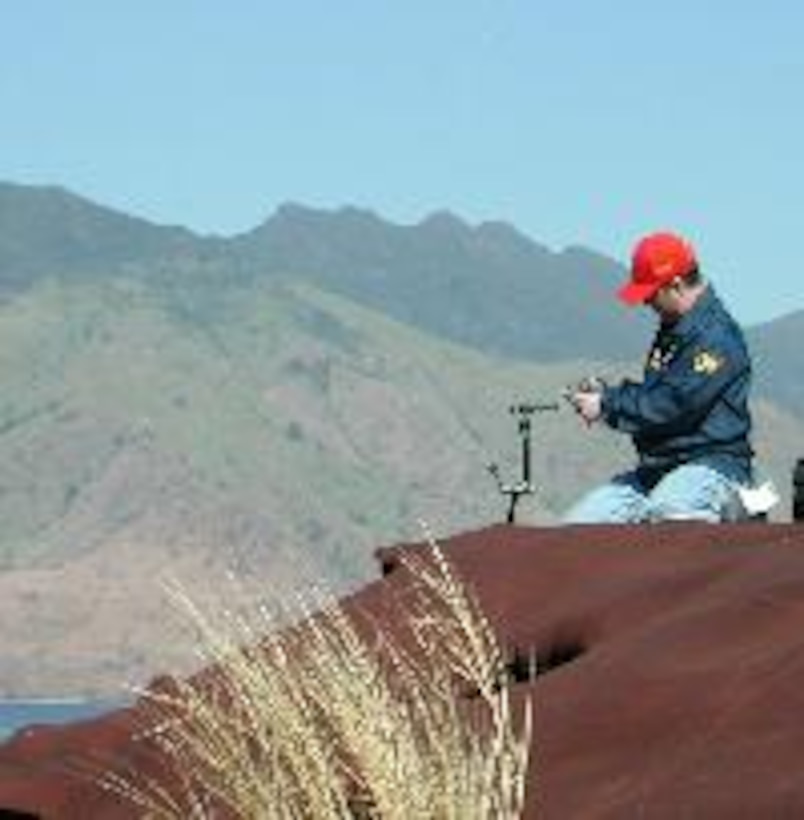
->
<box><xmin>102</xmin><ymin>540</ymin><xmax>532</xmax><ymax>818</ymax></box>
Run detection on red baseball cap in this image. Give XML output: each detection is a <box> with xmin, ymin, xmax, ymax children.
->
<box><xmin>618</xmin><ymin>232</ymin><xmax>698</xmax><ymax>305</ymax></box>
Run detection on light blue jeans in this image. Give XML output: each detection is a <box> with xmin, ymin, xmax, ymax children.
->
<box><xmin>562</xmin><ymin>464</ymin><xmax>742</xmax><ymax>524</ymax></box>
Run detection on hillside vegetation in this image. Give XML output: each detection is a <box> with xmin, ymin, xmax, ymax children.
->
<box><xmin>0</xmin><ymin>273</ymin><xmax>631</xmax><ymax>569</ymax></box>
<box><xmin>0</xmin><ymin>272</ymin><xmax>638</xmax><ymax>694</ymax></box>
<box><xmin>0</xmin><ymin>182</ymin><xmax>801</xmax><ymax>695</ymax></box>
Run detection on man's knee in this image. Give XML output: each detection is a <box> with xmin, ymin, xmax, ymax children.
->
<box><xmin>647</xmin><ymin>465</ymin><xmax>738</xmax><ymax>523</ymax></box>
<box><xmin>647</xmin><ymin>499</ymin><xmax>723</xmax><ymax>523</ymax></box>
<box><xmin>563</xmin><ymin>481</ymin><xmax>648</xmax><ymax>524</ymax></box>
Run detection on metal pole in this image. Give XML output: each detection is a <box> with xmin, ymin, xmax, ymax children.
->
<box><xmin>488</xmin><ymin>401</ymin><xmax>559</xmax><ymax>524</ymax></box>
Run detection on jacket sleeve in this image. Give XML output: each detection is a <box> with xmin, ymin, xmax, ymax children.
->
<box><xmin>601</xmin><ymin>334</ymin><xmax>748</xmax><ymax>436</ymax></box>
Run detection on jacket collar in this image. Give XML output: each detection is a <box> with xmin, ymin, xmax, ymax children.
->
<box><xmin>663</xmin><ymin>285</ymin><xmax>718</xmax><ymax>340</ymax></box>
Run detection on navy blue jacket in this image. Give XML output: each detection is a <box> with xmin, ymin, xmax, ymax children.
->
<box><xmin>601</xmin><ymin>286</ymin><xmax>753</xmax><ymax>487</ymax></box>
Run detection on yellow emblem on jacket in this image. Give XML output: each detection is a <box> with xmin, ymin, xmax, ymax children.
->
<box><xmin>692</xmin><ymin>350</ymin><xmax>723</xmax><ymax>375</ymax></box>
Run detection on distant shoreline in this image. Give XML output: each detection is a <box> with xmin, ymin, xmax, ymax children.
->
<box><xmin>0</xmin><ymin>697</ymin><xmax>94</xmax><ymax>705</ymax></box>
<box><xmin>0</xmin><ymin>699</ymin><xmax>127</xmax><ymax>742</ymax></box>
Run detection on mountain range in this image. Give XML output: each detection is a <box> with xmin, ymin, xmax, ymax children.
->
<box><xmin>0</xmin><ymin>180</ymin><xmax>801</xmax><ymax>696</ymax></box>
<box><xmin>0</xmin><ymin>181</ymin><xmax>658</xmax><ymax>358</ymax></box>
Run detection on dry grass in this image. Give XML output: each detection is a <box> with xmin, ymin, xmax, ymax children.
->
<box><xmin>101</xmin><ymin>540</ymin><xmax>532</xmax><ymax>818</ymax></box>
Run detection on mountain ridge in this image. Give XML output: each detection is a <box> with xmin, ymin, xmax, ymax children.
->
<box><xmin>0</xmin><ymin>180</ymin><xmax>801</xmax><ymax>695</ymax></box>
<box><xmin>0</xmin><ymin>182</ymin><xmax>650</xmax><ymax>363</ymax></box>
<box><xmin>2</xmin><ymin>181</ymin><xmax>800</xmax><ymax>418</ymax></box>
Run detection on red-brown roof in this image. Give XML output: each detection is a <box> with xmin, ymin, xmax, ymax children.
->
<box><xmin>2</xmin><ymin>522</ymin><xmax>804</xmax><ymax>818</ymax></box>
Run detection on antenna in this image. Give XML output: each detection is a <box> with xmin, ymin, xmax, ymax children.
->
<box><xmin>488</xmin><ymin>402</ymin><xmax>559</xmax><ymax>524</ymax></box>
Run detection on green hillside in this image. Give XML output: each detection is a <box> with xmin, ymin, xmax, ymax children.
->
<box><xmin>1</xmin><ymin>269</ymin><xmax>797</xmax><ymax>575</ymax></box>
<box><xmin>0</xmin><ymin>271</ymin><xmax>799</xmax><ymax>695</ymax></box>
<box><xmin>748</xmin><ymin>309</ymin><xmax>804</xmax><ymax>421</ymax></box>
<box><xmin>0</xmin><ymin>182</ymin><xmax>801</xmax><ymax>694</ymax></box>
<box><xmin>0</xmin><ymin>272</ymin><xmax>627</xmax><ymax>693</ymax></box>
<box><xmin>0</xmin><ymin>273</ymin><xmax>627</xmax><ymax>572</ymax></box>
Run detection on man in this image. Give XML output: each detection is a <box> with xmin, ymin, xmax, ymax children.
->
<box><xmin>563</xmin><ymin>231</ymin><xmax>753</xmax><ymax>523</ymax></box>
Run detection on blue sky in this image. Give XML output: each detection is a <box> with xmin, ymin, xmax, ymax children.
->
<box><xmin>2</xmin><ymin>1</ymin><xmax>803</xmax><ymax>324</ymax></box>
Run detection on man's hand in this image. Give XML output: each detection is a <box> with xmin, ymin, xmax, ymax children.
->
<box><xmin>566</xmin><ymin>389</ymin><xmax>603</xmax><ymax>425</ymax></box>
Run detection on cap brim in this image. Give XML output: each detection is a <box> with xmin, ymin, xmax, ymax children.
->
<box><xmin>617</xmin><ymin>281</ymin><xmax>659</xmax><ymax>306</ymax></box>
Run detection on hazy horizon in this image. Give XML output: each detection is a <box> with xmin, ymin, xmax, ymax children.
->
<box><xmin>4</xmin><ymin>3</ymin><xmax>804</xmax><ymax>324</ymax></box>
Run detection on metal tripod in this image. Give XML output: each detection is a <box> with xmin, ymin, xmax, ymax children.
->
<box><xmin>488</xmin><ymin>402</ymin><xmax>559</xmax><ymax>524</ymax></box>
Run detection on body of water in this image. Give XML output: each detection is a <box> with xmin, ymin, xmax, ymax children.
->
<box><xmin>0</xmin><ymin>699</ymin><xmax>124</xmax><ymax>742</ymax></box>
